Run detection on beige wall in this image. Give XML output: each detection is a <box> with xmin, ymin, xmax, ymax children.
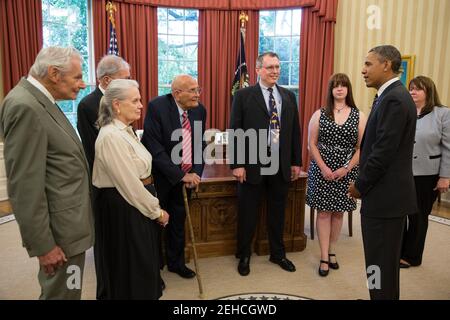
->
<box><xmin>335</xmin><ymin>0</ymin><xmax>450</xmax><ymax>114</ymax></box>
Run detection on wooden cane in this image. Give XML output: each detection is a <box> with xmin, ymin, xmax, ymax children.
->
<box><xmin>182</xmin><ymin>184</ymin><xmax>205</xmax><ymax>299</ymax></box>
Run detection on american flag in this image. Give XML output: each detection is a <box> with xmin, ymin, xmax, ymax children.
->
<box><xmin>108</xmin><ymin>20</ymin><xmax>119</xmax><ymax>56</ymax></box>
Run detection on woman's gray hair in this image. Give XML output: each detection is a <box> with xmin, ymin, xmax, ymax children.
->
<box><xmin>97</xmin><ymin>79</ymin><xmax>139</xmax><ymax>128</ymax></box>
<box><xmin>96</xmin><ymin>55</ymin><xmax>130</xmax><ymax>79</ymax></box>
<box><xmin>29</xmin><ymin>46</ymin><xmax>82</xmax><ymax>78</ymax></box>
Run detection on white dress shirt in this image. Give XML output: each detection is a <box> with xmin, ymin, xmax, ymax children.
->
<box><xmin>93</xmin><ymin>119</ymin><xmax>161</xmax><ymax>220</ymax></box>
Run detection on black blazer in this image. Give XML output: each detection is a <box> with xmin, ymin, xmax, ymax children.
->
<box><xmin>230</xmin><ymin>83</ymin><xmax>302</xmax><ymax>184</ymax></box>
<box><xmin>141</xmin><ymin>94</ymin><xmax>207</xmax><ymax>191</ymax></box>
<box><xmin>356</xmin><ymin>80</ymin><xmax>417</xmax><ymax>218</ymax></box>
<box><xmin>77</xmin><ymin>87</ymin><xmax>103</xmax><ymax>173</ymax></box>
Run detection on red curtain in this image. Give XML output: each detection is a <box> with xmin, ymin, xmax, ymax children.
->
<box><xmin>93</xmin><ymin>0</ymin><xmax>158</xmax><ymax>129</ymax></box>
<box><xmin>299</xmin><ymin>0</ymin><xmax>337</xmax><ymax>169</ymax></box>
<box><xmin>198</xmin><ymin>10</ymin><xmax>258</xmax><ymax>131</ymax></box>
<box><xmin>0</xmin><ymin>0</ymin><xmax>43</xmax><ymax>95</ymax></box>
<box><xmin>111</xmin><ymin>0</ymin><xmax>316</xmax><ymax>10</ymax></box>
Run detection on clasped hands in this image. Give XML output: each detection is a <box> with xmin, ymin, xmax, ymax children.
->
<box><xmin>321</xmin><ymin>166</ymin><xmax>349</xmax><ymax>181</ymax></box>
<box><xmin>38</xmin><ymin>246</ymin><xmax>68</xmax><ymax>276</ymax></box>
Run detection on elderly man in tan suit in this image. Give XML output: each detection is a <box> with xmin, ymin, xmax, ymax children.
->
<box><xmin>0</xmin><ymin>46</ymin><xmax>94</xmax><ymax>299</ymax></box>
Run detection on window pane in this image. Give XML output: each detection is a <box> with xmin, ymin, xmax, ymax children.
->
<box><xmin>168</xmin><ymin>9</ymin><xmax>185</xmax><ymax>35</ymax></box>
<box><xmin>291</xmin><ymin>63</ymin><xmax>299</xmax><ymax>86</ymax></box>
<box><xmin>167</xmin><ymin>35</ymin><xmax>185</xmax><ymax>59</ymax></box>
<box><xmin>158</xmin><ymin>86</ymin><xmax>172</xmax><ymax>96</ymax></box>
<box><xmin>259</xmin><ymin>9</ymin><xmax>301</xmax><ymax>94</ymax></box>
<box><xmin>42</xmin><ymin>0</ymin><xmax>93</xmax><ymax>130</ymax></box>
<box><xmin>259</xmin><ymin>11</ymin><xmax>275</xmax><ymax>37</ymax></box>
<box><xmin>185</xmin><ymin>36</ymin><xmax>198</xmax><ymax>60</ymax></box>
<box><xmin>274</xmin><ymin>37</ymin><xmax>290</xmax><ymax>61</ymax></box>
<box><xmin>292</xmin><ymin>9</ymin><xmax>301</xmax><ymax>35</ymax></box>
<box><xmin>278</xmin><ymin>62</ymin><xmax>289</xmax><ymax>85</ymax></box>
<box><xmin>158</xmin><ymin>8</ymin><xmax>198</xmax><ymax>89</ymax></box>
<box><xmin>258</xmin><ymin>36</ymin><xmax>274</xmax><ymax>54</ymax></box>
<box><xmin>275</xmin><ymin>10</ymin><xmax>292</xmax><ymax>36</ymax></box>
<box><xmin>157</xmin><ymin>8</ymin><xmax>168</xmax><ymax>34</ymax></box>
<box><xmin>292</xmin><ymin>37</ymin><xmax>300</xmax><ymax>62</ymax></box>
<box><xmin>159</xmin><ymin>61</ymin><xmax>180</xmax><ymax>85</ymax></box>
<box><xmin>158</xmin><ymin>35</ymin><xmax>168</xmax><ymax>59</ymax></box>
<box><xmin>185</xmin><ymin>10</ymin><xmax>198</xmax><ymax>35</ymax></box>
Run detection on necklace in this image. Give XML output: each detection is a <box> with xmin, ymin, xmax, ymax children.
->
<box><xmin>334</xmin><ymin>105</ymin><xmax>346</xmax><ymax>113</ymax></box>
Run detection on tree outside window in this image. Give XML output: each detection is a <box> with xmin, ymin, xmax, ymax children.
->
<box><xmin>259</xmin><ymin>9</ymin><xmax>301</xmax><ymax>99</ymax></box>
<box><xmin>42</xmin><ymin>0</ymin><xmax>94</xmax><ymax>128</ymax></box>
<box><xmin>157</xmin><ymin>8</ymin><xmax>198</xmax><ymax>95</ymax></box>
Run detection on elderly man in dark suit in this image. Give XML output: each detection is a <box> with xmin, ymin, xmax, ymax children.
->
<box><xmin>230</xmin><ymin>51</ymin><xmax>302</xmax><ymax>276</ymax></box>
<box><xmin>77</xmin><ymin>55</ymin><xmax>130</xmax><ymax>172</ymax></box>
<box><xmin>142</xmin><ymin>74</ymin><xmax>207</xmax><ymax>280</ymax></box>
<box><xmin>0</xmin><ymin>46</ymin><xmax>94</xmax><ymax>299</ymax></box>
<box><xmin>76</xmin><ymin>54</ymin><xmax>130</xmax><ymax>300</ymax></box>
<box><xmin>348</xmin><ymin>45</ymin><xmax>417</xmax><ymax>300</ymax></box>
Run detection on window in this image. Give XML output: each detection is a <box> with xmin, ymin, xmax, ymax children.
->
<box><xmin>259</xmin><ymin>9</ymin><xmax>301</xmax><ymax>98</ymax></box>
<box><xmin>157</xmin><ymin>8</ymin><xmax>199</xmax><ymax>95</ymax></box>
<box><xmin>42</xmin><ymin>0</ymin><xmax>95</xmax><ymax>128</ymax></box>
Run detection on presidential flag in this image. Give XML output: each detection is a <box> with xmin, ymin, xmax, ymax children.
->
<box><xmin>231</xmin><ymin>31</ymin><xmax>249</xmax><ymax>97</ymax></box>
<box><xmin>108</xmin><ymin>20</ymin><xmax>119</xmax><ymax>56</ymax></box>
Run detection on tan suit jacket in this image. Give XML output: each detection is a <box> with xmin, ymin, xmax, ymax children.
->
<box><xmin>0</xmin><ymin>78</ymin><xmax>94</xmax><ymax>257</ymax></box>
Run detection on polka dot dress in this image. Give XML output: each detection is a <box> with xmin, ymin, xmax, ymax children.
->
<box><xmin>306</xmin><ymin>108</ymin><xmax>359</xmax><ymax>212</ymax></box>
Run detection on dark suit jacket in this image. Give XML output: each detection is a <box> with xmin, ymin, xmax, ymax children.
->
<box><xmin>356</xmin><ymin>80</ymin><xmax>417</xmax><ymax>218</ymax></box>
<box><xmin>230</xmin><ymin>83</ymin><xmax>302</xmax><ymax>184</ymax></box>
<box><xmin>77</xmin><ymin>87</ymin><xmax>103</xmax><ymax>173</ymax></box>
<box><xmin>141</xmin><ymin>94</ymin><xmax>207</xmax><ymax>194</ymax></box>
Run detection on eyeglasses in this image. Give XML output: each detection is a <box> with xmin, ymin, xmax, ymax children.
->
<box><xmin>176</xmin><ymin>87</ymin><xmax>202</xmax><ymax>94</ymax></box>
<box><xmin>262</xmin><ymin>65</ymin><xmax>281</xmax><ymax>72</ymax></box>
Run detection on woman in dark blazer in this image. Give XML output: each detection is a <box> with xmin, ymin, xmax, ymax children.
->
<box><xmin>400</xmin><ymin>76</ymin><xmax>450</xmax><ymax>268</ymax></box>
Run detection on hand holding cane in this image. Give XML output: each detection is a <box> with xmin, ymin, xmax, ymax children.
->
<box><xmin>182</xmin><ymin>184</ymin><xmax>205</xmax><ymax>299</ymax></box>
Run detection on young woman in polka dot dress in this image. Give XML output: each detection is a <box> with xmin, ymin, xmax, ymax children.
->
<box><xmin>306</xmin><ymin>73</ymin><xmax>367</xmax><ymax>277</ymax></box>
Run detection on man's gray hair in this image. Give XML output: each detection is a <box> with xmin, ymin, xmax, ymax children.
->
<box><xmin>369</xmin><ymin>45</ymin><xmax>402</xmax><ymax>74</ymax></box>
<box><xmin>96</xmin><ymin>55</ymin><xmax>130</xmax><ymax>79</ymax></box>
<box><xmin>29</xmin><ymin>46</ymin><xmax>82</xmax><ymax>79</ymax></box>
<box><xmin>256</xmin><ymin>51</ymin><xmax>279</xmax><ymax>69</ymax></box>
<box><xmin>98</xmin><ymin>79</ymin><xmax>139</xmax><ymax>128</ymax></box>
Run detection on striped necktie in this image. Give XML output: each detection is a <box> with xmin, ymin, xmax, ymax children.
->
<box><xmin>181</xmin><ymin>111</ymin><xmax>192</xmax><ymax>173</ymax></box>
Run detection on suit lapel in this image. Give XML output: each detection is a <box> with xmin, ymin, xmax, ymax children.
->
<box><xmin>251</xmin><ymin>84</ymin><xmax>270</xmax><ymax>118</ymax></box>
<box><xmin>276</xmin><ymin>84</ymin><xmax>290</xmax><ymax>126</ymax></box>
<box><xmin>20</xmin><ymin>79</ymin><xmax>85</xmax><ymax>154</ymax></box>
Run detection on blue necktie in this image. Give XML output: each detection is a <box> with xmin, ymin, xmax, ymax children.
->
<box><xmin>267</xmin><ymin>87</ymin><xmax>280</xmax><ymax>145</ymax></box>
<box><xmin>371</xmin><ymin>94</ymin><xmax>379</xmax><ymax>110</ymax></box>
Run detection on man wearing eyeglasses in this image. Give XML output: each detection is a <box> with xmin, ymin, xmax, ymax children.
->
<box><xmin>230</xmin><ymin>52</ymin><xmax>302</xmax><ymax>276</ymax></box>
<box><xmin>142</xmin><ymin>74</ymin><xmax>207</xmax><ymax>281</ymax></box>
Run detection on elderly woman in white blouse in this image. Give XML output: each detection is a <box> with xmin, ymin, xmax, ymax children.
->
<box><xmin>92</xmin><ymin>79</ymin><xmax>169</xmax><ymax>299</ymax></box>
<box><xmin>400</xmin><ymin>76</ymin><xmax>450</xmax><ymax>268</ymax></box>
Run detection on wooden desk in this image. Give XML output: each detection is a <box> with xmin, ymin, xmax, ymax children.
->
<box><xmin>185</xmin><ymin>164</ymin><xmax>307</xmax><ymax>260</ymax></box>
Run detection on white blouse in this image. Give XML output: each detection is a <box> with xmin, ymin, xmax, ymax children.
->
<box><xmin>93</xmin><ymin>119</ymin><xmax>161</xmax><ymax>220</ymax></box>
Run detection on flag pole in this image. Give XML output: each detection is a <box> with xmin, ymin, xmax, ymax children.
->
<box><xmin>106</xmin><ymin>1</ymin><xmax>117</xmax><ymax>28</ymax></box>
<box><xmin>239</xmin><ymin>12</ymin><xmax>248</xmax><ymax>88</ymax></box>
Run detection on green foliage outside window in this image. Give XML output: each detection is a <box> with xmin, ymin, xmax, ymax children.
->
<box><xmin>42</xmin><ymin>0</ymin><xmax>94</xmax><ymax>129</ymax></box>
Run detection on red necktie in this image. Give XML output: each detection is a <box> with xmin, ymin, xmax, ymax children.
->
<box><xmin>181</xmin><ymin>111</ymin><xmax>192</xmax><ymax>173</ymax></box>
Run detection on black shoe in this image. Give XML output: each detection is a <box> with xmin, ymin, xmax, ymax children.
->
<box><xmin>319</xmin><ymin>260</ymin><xmax>329</xmax><ymax>277</ymax></box>
<box><xmin>238</xmin><ymin>256</ymin><xmax>251</xmax><ymax>276</ymax></box>
<box><xmin>269</xmin><ymin>257</ymin><xmax>296</xmax><ymax>272</ymax></box>
<box><xmin>328</xmin><ymin>253</ymin><xmax>339</xmax><ymax>270</ymax></box>
<box><xmin>168</xmin><ymin>265</ymin><xmax>196</xmax><ymax>279</ymax></box>
<box><xmin>399</xmin><ymin>260</ymin><xmax>411</xmax><ymax>269</ymax></box>
<box><xmin>161</xmin><ymin>278</ymin><xmax>166</xmax><ymax>291</ymax></box>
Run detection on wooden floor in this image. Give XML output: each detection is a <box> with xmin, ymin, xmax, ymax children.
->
<box><xmin>432</xmin><ymin>199</ymin><xmax>450</xmax><ymax>219</ymax></box>
<box><xmin>0</xmin><ymin>200</ymin><xmax>12</xmax><ymax>218</ymax></box>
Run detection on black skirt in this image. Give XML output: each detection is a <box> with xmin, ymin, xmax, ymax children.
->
<box><xmin>96</xmin><ymin>184</ymin><xmax>162</xmax><ymax>300</ymax></box>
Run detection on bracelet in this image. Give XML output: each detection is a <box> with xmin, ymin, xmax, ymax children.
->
<box><xmin>159</xmin><ymin>210</ymin><xmax>164</xmax><ymax>220</ymax></box>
